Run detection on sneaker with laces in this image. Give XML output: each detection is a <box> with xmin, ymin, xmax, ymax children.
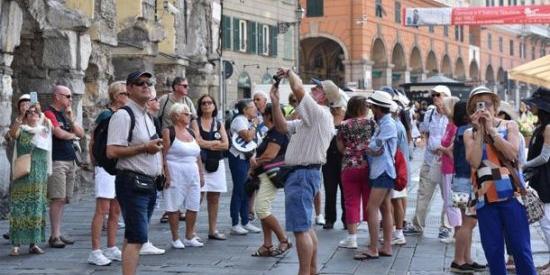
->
<box><xmin>183</xmin><ymin>237</ymin><xmax>204</xmax><ymax>247</ymax></box>
<box><xmin>170</xmin><ymin>239</ymin><xmax>185</xmax><ymax>249</ymax></box>
<box><xmin>315</xmin><ymin>214</ymin><xmax>326</xmax><ymax>225</ymax></box>
<box><xmin>391</xmin><ymin>233</ymin><xmax>407</xmax><ymax>245</ymax></box>
<box><xmin>338</xmin><ymin>237</ymin><xmax>358</xmax><ymax>249</ymax></box>
<box><xmin>403</xmin><ymin>224</ymin><xmax>422</xmax><ymax>235</ymax></box>
<box><xmin>438</xmin><ymin>227</ymin><xmax>454</xmax><ymax>244</ymax></box>
<box><xmin>231</xmin><ymin>225</ymin><xmax>248</xmax><ymax>235</ymax></box>
<box><xmin>140</xmin><ymin>241</ymin><xmax>166</xmax><ymax>255</ymax></box>
<box><xmin>88</xmin><ymin>250</ymin><xmax>111</xmax><ymax>266</ymax></box>
<box><xmin>103</xmin><ymin>246</ymin><xmax>122</xmax><ymax>261</ymax></box>
<box><xmin>243</xmin><ymin>223</ymin><xmax>261</xmax><ymax>233</ymax></box>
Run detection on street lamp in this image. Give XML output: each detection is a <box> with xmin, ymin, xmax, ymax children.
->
<box><xmin>295</xmin><ymin>4</ymin><xmax>305</xmax><ymax>74</ymax></box>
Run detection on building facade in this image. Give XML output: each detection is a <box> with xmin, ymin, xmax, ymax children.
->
<box><xmin>221</xmin><ymin>0</ymin><xmax>301</xmax><ymax>108</ymax></box>
<box><xmin>299</xmin><ymin>0</ymin><xmax>549</xmax><ymax>100</ymax></box>
<box><xmin>0</xmin><ymin>0</ymin><xmax>220</xmax><ymax>215</ymax></box>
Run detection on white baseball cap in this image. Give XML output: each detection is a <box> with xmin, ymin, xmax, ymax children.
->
<box><xmin>431</xmin><ymin>85</ymin><xmax>451</xmax><ymax>97</ymax></box>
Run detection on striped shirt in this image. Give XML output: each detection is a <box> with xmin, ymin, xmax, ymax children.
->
<box><xmin>470</xmin><ymin>124</ymin><xmax>523</xmax><ymax>209</ymax></box>
<box><xmin>284</xmin><ymin>94</ymin><xmax>335</xmax><ymax>166</ymax></box>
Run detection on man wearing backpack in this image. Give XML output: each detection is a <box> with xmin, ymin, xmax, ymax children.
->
<box><xmin>157</xmin><ymin>77</ymin><xmax>196</xmax><ymax>129</ymax></box>
<box><xmin>106</xmin><ymin>71</ymin><xmax>164</xmax><ymax>275</ymax></box>
<box><xmin>43</xmin><ymin>85</ymin><xmax>85</xmax><ymax>248</ymax></box>
<box><xmin>404</xmin><ymin>85</ymin><xmax>453</xmax><ymax>243</ymax></box>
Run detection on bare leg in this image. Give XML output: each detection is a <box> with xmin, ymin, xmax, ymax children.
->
<box><xmin>91</xmin><ymin>198</ymin><xmax>110</xmax><ymax>250</ymax></box>
<box><xmin>167</xmin><ymin>212</ymin><xmax>180</xmax><ymax>241</ymax></box>
<box><xmin>248</xmin><ymin>191</ymin><xmax>257</xmax><ymax>219</ymax></box>
<box><xmin>309</xmin><ymin>229</ymin><xmax>318</xmax><ymax>275</ymax></box>
<box><xmin>261</xmin><ymin>218</ymin><xmax>273</xmax><ymax>247</ymax></box>
<box><xmin>121</xmin><ymin>239</ymin><xmax>142</xmax><ymax>275</ymax></box>
<box><xmin>49</xmin><ymin>199</ymin><xmax>66</xmax><ymax>238</ymax></box>
<box><xmin>464</xmin><ymin>216</ymin><xmax>477</xmax><ymax>263</ymax></box>
<box><xmin>207</xmin><ymin>192</ymin><xmax>220</xmax><ymax>235</ymax></box>
<box><xmin>295</xmin><ymin>231</ymin><xmax>313</xmax><ymax>275</ymax></box>
<box><xmin>185</xmin><ymin>210</ymin><xmax>198</xmax><ymax>240</ymax></box>
<box><xmin>107</xmin><ymin>199</ymin><xmax>120</xmax><ymax>248</ymax></box>
<box><xmin>314</xmin><ymin>192</ymin><xmax>321</xmax><ymax>216</ymax></box>
<box><xmin>366</xmin><ymin>188</ymin><xmax>391</xmax><ymax>254</ymax></box>
<box><xmin>346</xmin><ymin>223</ymin><xmax>358</xmax><ymax>235</ymax></box>
<box><xmin>380</xmin><ymin>194</ymin><xmax>393</xmax><ymax>254</ymax></box>
<box><xmin>261</xmin><ymin>215</ymin><xmax>287</xmax><ymax>245</ymax></box>
<box><xmin>392</xmin><ymin>198</ymin><xmax>405</xmax><ymax>230</ymax></box>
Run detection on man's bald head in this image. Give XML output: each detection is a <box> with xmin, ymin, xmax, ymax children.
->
<box><xmin>52</xmin><ymin>85</ymin><xmax>72</xmax><ymax>109</ymax></box>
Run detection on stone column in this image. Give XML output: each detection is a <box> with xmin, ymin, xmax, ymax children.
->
<box><xmin>385</xmin><ymin>64</ymin><xmax>394</xmax><ymax>87</ymax></box>
<box><xmin>344</xmin><ymin>59</ymin><xmax>373</xmax><ymax>90</ymax></box>
<box><xmin>403</xmin><ymin>68</ymin><xmax>411</xmax><ymax>84</ymax></box>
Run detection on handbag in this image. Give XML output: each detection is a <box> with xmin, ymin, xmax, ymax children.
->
<box><xmin>204</xmin><ymin>158</ymin><xmax>220</xmax><ymax>173</ymax></box>
<box><xmin>12</xmin><ymin>154</ymin><xmax>31</xmax><ymax>180</ymax></box>
<box><xmin>492</xmin><ymin>146</ymin><xmax>545</xmax><ymax>224</ymax></box>
<box><xmin>452</xmin><ymin>192</ymin><xmax>470</xmax><ymax>209</ymax></box>
<box><xmin>263</xmin><ymin>159</ymin><xmax>293</xmax><ymax>189</ymax></box>
<box><xmin>155</xmin><ymin>174</ymin><xmax>166</xmax><ymax>191</ymax></box>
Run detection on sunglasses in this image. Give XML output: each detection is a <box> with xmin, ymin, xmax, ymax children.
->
<box><xmin>177</xmin><ymin>84</ymin><xmax>189</xmax><ymax>88</ymax></box>
<box><xmin>133</xmin><ymin>81</ymin><xmax>153</xmax><ymax>87</ymax></box>
<box><xmin>431</xmin><ymin>93</ymin><xmax>441</xmax><ymax>98</ymax></box>
<box><xmin>201</xmin><ymin>101</ymin><xmax>213</xmax><ymax>106</ymax></box>
<box><xmin>26</xmin><ymin>110</ymin><xmax>39</xmax><ymax>115</ymax></box>
<box><xmin>118</xmin><ymin>92</ymin><xmax>129</xmax><ymax>97</ymax></box>
<box><xmin>57</xmin><ymin>93</ymin><xmax>71</xmax><ymax>99</ymax></box>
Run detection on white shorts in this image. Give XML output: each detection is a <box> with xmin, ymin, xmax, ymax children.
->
<box><xmin>164</xmin><ymin>182</ymin><xmax>201</xmax><ymax>212</ymax></box>
<box><xmin>95</xmin><ymin>166</ymin><xmax>116</xmax><ymax>199</ymax></box>
<box><xmin>201</xmin><ymin>160</ymin><xmax>227</xmax><ymax>193</ymax></box>
<box><xmin>392</xmin><ymin>187</ymin><xmax>408</xmax><ymax>199</ymax></box>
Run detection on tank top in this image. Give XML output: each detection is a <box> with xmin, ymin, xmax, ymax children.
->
<box><xmin>166</xmin><ymin>138</ymin><xmax>201</xmax><ymax>163</ymax></box>
<box><xmin>198</xmin><ymin>117</ymin><xmax>224</xmax><ymax>160</ymax></box>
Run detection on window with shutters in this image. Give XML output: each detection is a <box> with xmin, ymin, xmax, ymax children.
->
<box><xmin>487</xmin><ymin>33</ymin><xmax>492</xmax><ymax>49</ymax></box>
<box><xmin>455</xmin><ymin>26</ymin><xmax>459</xmax><ymax>41</ymax></box>
<box><xmin>239</xmin><ymin>20</ymin><xmax>247</xmax><ymax>52</ymax></box>
<box><xmin>284</xmin><ymin>29</ymin><xmax>293</xmax><ymax>59</ymax></box>
<box><xmin>222</xmin><ymin>16</ymin><xmax>232</xmax><ymax>50</ymax></box>
<box><xmin>270</xmin><ymin>25</ymin><xmax>278</xmax><ymax>57</ymax></box>
<box><xmin>375</xmin><ymin>0</ymin><xmax>383</xmax><ymax>18</ymax></box>
<box><xmin>394</xmin><ymin>2</ymin><xmax>401</xmax><ymax>23</ymax></box>
<box><xmin>444</xmin><ymin>25</ymin><xmax>448</xmax><ymax>37</ymax></box>
<box><xmin>247</xmin><ymin>21</ymin><xmax>257</xmax><ymax>54</ymax></box>
<box><xmin>499</xmin><ymin>37</ymin><xmax>503</xmax><ymax>52</ymax></box>
<box><xmin>510</xmin><ymin>40</ymin><xmax>514</xmax><ymax>56</ymax></box>
<box><xmin>261</xmin><ymin>25</ymin><xmax>270</xmax><ymax>56</ymax></box>
<box><xmin>307</xmin><ymin>0</ymin><xmax>323</xmax><ymax>17</ymax></box>
<box><xmin>532</xmin><ymin>46</ymin><xmax>535</xmax><ymax>60</ymax></box>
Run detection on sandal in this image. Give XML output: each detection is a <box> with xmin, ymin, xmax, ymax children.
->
<box><xmin>29</xmin><ymin>245</ymin><xmax>44</xmax><ymax>254</ymax></box>
<box><xmin>208</xmin><ymin>231</ymin><xmax>227</xmax><ymax>240</ymax></box>
<box><xmin>251</xmin><ymin>245</ymin><xmax>273</xmax><ymax>257</ymax></box>
<box><xmin>353</xmin><ymin>250</ymin><xmax>379</xmax><ymax>261</ymax></box>
<box><xmin>160</xmin><ymin>212</ymin><xmax>169</xmax><ymax>223</ymax></box>
<box><xmin>10</xmin><ymin>247</ymin><xmax>20</xmax><ymax>256</ymax></box>
<box><xmin>276</xmin><ymin>239</ymin><xmax>293</xmax><ymax>254</ymax></box>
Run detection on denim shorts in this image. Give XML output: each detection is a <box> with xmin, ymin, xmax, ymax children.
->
<box><xmin>369</xmin><ymin>173</ymin><xmax>395</xmax><ymax>189</ymax></box>
<box><xmin>452</xmin><ymin>177</ymin><xmax>472</xmax><ymax>194</ymax></box>
<box><xmin>284</xmin><ymin>168</ymin><xmax>321</xmax><ymax>232</ymax></box>
<box><xmin>115</xmin><ymin>174</ymin><xmax>156</xmax><ymax>244</ymax></box>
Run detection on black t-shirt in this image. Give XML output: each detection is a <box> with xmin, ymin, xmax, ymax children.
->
<box><xmin>44</xmin><ymin>106</ymin><xmax>76</xmax><ymax>161</ymax></box>
<box><xmin>256</xmin><ymin>128</ymin><xmax>289</xmax><ymax>158</ymax></box>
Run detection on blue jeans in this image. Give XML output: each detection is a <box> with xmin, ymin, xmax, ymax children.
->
<box><xmin>228</xmin><ymin>153</ymin><xmax>249</xmax><ymax>226</ymax></box>
<box><xmin>285</xmin><ymin>168</ymin><xmax>321</xmax><ymax>232</ymax></box>
<box><xmin>477</xmin><ymin>198</ymin><xmax>536</xmax><ymax>275</ymax></box>
<box><xmin>115</xmin><ymin>173</ymin><xmax>156</xmax><ymax>244</ymax></box>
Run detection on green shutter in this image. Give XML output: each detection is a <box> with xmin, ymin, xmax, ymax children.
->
<box><xmin>222</xmin><ymin>16</ymin><xmax>232</xmax><ymax>50</ymax></box>
<box><xmin>248</xmin><ymin>21</ymin><xmax>257</xmax><ymax>54</ymax></box>
<box><xmin>258</xmin><ymin>24</ymin><xmax>264</xmax><ymax>54</ymax></box>
<box><xmin>233</xmin><ymin>18</ymin><xmax>240</xmax><ymax>51</ymax></box>
<box><xmin>307</xmin><ymin>0</ymin><xmax>323</xmax><ymax>17</ymax></box>
<box><xmin>270</xmin><ymin>25</ymin><xmax>278</xmax><ymax>57</ymax></box>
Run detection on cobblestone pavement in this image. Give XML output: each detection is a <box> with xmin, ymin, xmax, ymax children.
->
<box><xmin>0</xmin><ymin>148</ymin><xmax>548</xmax><ymax>274</ymax></box>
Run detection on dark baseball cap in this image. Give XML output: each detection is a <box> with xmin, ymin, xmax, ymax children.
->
<box><xmin>311</xmin><ymin>78</ymin><xmax>322</xmax><ymax>86</ymax></box>
<box><xmin>126</xmin><ymin>71</ymin><xmax>153</xmax><ymax>84</ymax></box>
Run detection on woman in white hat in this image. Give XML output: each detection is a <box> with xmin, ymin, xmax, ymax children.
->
<box><xmin>464</xmin><ymin>86</ymin><xmax>536</xmax><ymax>275</ymax></box>
<box><xmin>354</xmin><ymin>91</ymin><xmax>397</xmax><ymax>260</ymax></box>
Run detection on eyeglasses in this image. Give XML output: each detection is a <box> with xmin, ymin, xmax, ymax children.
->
<box><xmin>177</xmin><ymin>84</ymin><xmax>189</xmax><ymax>88</ymax></box>
<box><xmin>431</xmin><ymin>93</ymin><xmax>441</xmax><ymax>98</ymax></box>
<box><xmin>201</xmin><ymin>101</ymin><xmax>213</xmax><ymax>106</ymax></box>
<box><xmin>57</xmin><ymin>93</ymin><xmax>71</xmax><ymax>99</ymax></box>
<box><xmin>133</xmin><ymin>81</ymin><xmax>153</xmax><ymax>87</ymax></box>
<box><xmin>118</xmin><ymin>92</ymin><xmax>129</xmax><ymax>97</ymax></box>
<box><xmin>26</xmin><ymin>110</ymin><xmax>39</xmax><ymax>115</ymax></box>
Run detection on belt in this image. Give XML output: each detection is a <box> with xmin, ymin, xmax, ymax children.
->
<box><xmin>117</xmin><ymin>170</ymin><xmax>158</xmax><ymax>180</ymax></box>
<box><xmin>292</xmin><ymin>164</ymin><xmax>322</xmax><ymax>170</ymax></box>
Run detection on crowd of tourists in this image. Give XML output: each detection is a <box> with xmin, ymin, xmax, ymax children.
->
<box><xmin>3</xmin><ymin>67</ymin><xmax>550</xmax><ymax>275</ymax></box>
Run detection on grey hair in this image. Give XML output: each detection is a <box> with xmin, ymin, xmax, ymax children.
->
<box><xmin>169</xmin><ymin>103</ymin><xmax>191</xmax><ymax>122</ymax></box>
<box><xmin>253</xmin><ymin>91</ymin><xmax>267</xmax><ymax>99</ymax></box>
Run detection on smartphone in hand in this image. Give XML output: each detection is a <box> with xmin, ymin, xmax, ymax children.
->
<box><xmin>30</xmin><ymin>91</ymin><xmax>38</xmax><ymax>104</ymax></box>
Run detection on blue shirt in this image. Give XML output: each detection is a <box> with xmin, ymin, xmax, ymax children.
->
<box><xmin>368</xmin><ymin>114</ymin><xmax>397</xmax><ymax>179</ymax></box>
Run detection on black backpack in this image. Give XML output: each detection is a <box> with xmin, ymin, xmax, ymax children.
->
<box><xmin>167</xmin><ymin>126</ymin><xmax>195</xmax><ymax>145</ymax></box>
<box><xmin>92</xmin><ymin>106</ymin><xmax>135</xmax><ymax>175</ymax></box>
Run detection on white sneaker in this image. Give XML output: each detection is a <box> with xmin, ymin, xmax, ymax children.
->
<box><xmin>315</xmin><ymin>214</ymin><xmax>326</xmax><ymax>225</ymax></box>
<box><xmin>391</xmin><ymin>233</ymin><xmax>407</xmax><ymax>245</ymax></box>
<box><xmin>140</xmin><ymin>241</ymin><xmax>166</xmax><ymax>255</ymax></box>
<box><xmin>183</xmin><ymin>237</ymin><xmax>204</xmax><ymax>247</ymax></box>
<box><xmin>243</xmin><ymin>223</ymin><xmax>261</xmax><ymax>233</ymax></box>
<box><xmin>103</xmin><ymin>246</ymin><xmax>122</xmax><ymax>261</ymax></box>
<box><xmin>338</xmin><ymin>237</ymin><xmax>358</xmax><ymax>249</ymax></box>
<box><xmin>88</xmin><ymin>250</ymin><xmax>112</xmax><ymax>266</ymax></box>
<box><xmin>231</xmin><ymin>225</ymin><xmax>248</xmax><ymax>235</ymax></box>
<box><xmin>170</xmin><ymin>239</ymin><xmax>185</xmax><ymax>249</ymax></box>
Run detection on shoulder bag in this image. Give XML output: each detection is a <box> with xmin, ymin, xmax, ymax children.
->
<box><xmin>13</xmin><ymin>153</ymin><xmax>31</xmax><ymax>181</ymax></box>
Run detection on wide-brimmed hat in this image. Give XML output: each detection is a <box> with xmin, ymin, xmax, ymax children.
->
<box><xmin>498</xmin><ymin>102</ymin><xmax>519</xmax><ymax>121</ymax></box>
<box><xmin>18</xmin><ymin>94</ymin><xmax>31</xmax><ymax>103</ymax></box>
<box><xmin>523</xmin><ymin>87</ymin><xmax>550</xmax><ymax>113</ymax></box>
<box><xmin>312</xmin><ymin>79</ymin><xmax>348</xmax><ymax>108</ymax></box>
<box><xmin>367</xmin><ymin>90</ymin><xmax>398</xmax><ymax>109</ymax></box>
<box><xmin>431</xmin><ymin>85</ymin><xmax>451</xmax><ymax>97</ymax></box>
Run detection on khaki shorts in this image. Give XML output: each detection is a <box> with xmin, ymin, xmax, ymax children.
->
<box><xmin>48</xmin><ymin>161</ymin><xmax>76</xmax><ymax>201</ymax></box>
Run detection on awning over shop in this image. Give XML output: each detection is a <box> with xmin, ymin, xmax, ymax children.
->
<box><xmin>508</xmin><ymin>55</ymin><xmax>550</xmax><ymax>88</ymax></box>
